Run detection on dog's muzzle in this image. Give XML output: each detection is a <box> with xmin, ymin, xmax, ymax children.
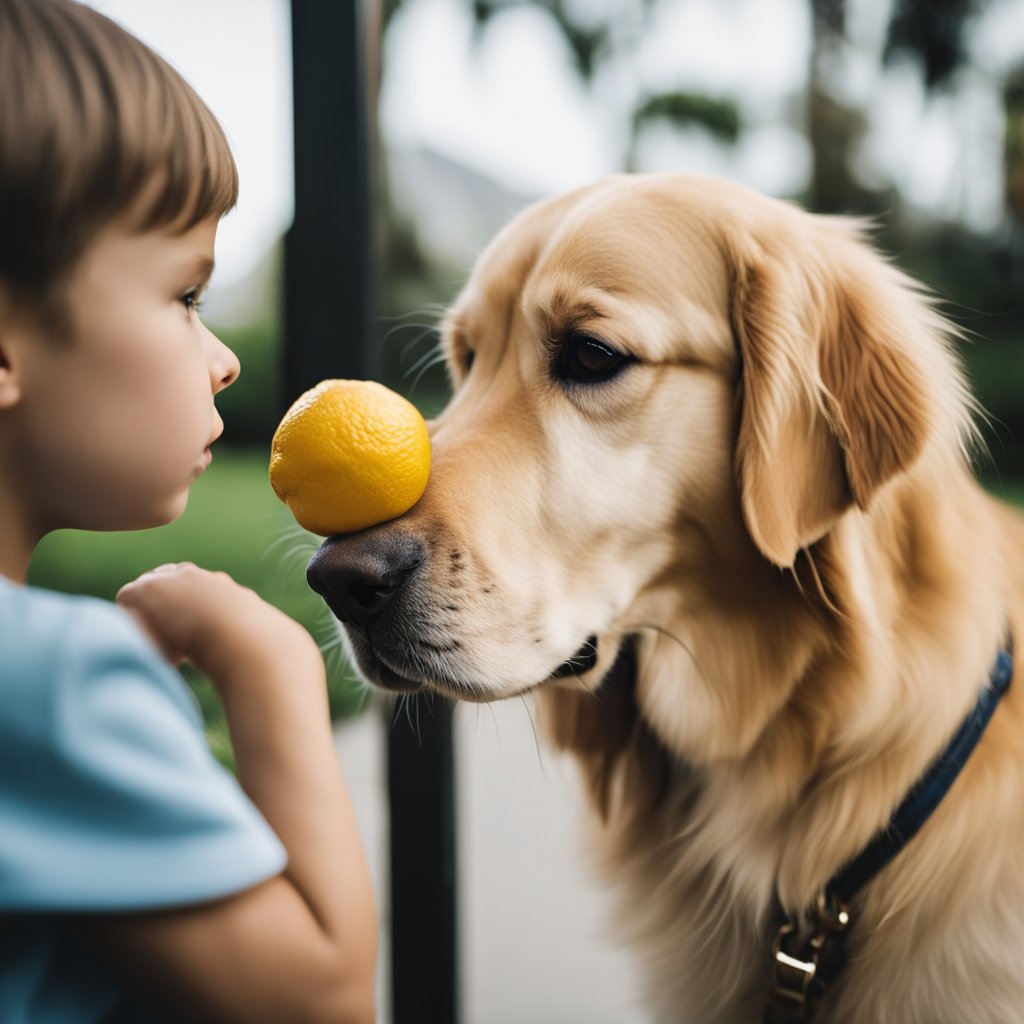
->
<box><xmin>307</xmin><ymin>529</ymin><xmax>604</xmax><ymax>697</ymax></box>
<box><xmin>306</xmin><ymin>528</ymin><xmax>426</xmax><ymax>630</ymax></box>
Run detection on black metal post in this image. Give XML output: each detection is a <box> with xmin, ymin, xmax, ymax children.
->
<box><xmin>388</xmin><ymin>697</ymin><xmax>459</xmax><ymax>1024</ymax></box>
<box><xmin>284</xmin><ymin>0</ymin><xmax>374</xmax><ymax>394</ymax></box>
<box><xmin>284</xmin><ymin>5</ymin><xmax>458</xmax><ymax>1023</ymax></box>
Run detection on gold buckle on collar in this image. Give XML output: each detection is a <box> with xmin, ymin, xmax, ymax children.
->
<box><xmin>764</xmin><ymin>891</ymin><xmax>850</xmax><ymax>1024</ymax></box>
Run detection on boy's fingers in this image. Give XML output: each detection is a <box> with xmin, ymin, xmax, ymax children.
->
<box><xmin>117</xmin><ymin>603</ymin><xmax>185</xmax><ymax>666</ymax></box>
<box><xmin>117</xmin><ymin>562</ymin><xmax>199</xmax><ymax>596</ymax></box>
<box><xmin>142</xmin><ymin>561</ymin><xmax>198</xmax><ymax>577</ymax></box>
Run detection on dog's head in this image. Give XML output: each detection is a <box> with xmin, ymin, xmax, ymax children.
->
<box><xmin>307</xmin><ymin>174</ymin><xmax>971</xmax><ymax>724</ymax></box>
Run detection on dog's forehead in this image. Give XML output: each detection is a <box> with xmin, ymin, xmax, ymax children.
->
<box><xmin>454</xmin><ymin>176</ymin><xmax>739</xmax><ymax>369</ymax></box>
<box><xmin>458</xmin><ymin>177</ymin><xmax>745</xmax><ymax>372</ymax></box>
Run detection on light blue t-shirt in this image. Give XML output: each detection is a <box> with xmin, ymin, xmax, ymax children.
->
<box><xmin>0</xmin><ymin>577</ymin><xmax>288</xmax><ymax>1022</ymax></box>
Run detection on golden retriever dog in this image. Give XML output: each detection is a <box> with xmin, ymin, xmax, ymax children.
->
<box><xmin>307</xmin><ymin>174</ymin><xmax>1024</xmax><ymax>1023</ymax></box>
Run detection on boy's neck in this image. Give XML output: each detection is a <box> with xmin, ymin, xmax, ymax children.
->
<box><xmin>0</xmin><ymin>493</ymin><xmax>39</xmax><ymax>584</ymax></box>
<box><xmin>0</xmin><ymin>550</ymin><xmax>33</xmax><ymax>585</ymax></box>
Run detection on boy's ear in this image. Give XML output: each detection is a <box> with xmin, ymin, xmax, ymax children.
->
<box><xmin>0</xmin><ymin>283</ymin><xmax>27</xmax><ymax>410</ymax></box>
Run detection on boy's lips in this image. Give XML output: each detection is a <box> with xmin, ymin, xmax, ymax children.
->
<box><xmin>193</xmin><ymin>425</ymin><xmax>222</xmax><ymax>477</ymax></box>
<box><xmin>193</xmin><ymin>446</ymin><xmax>213</xmax><ymax>477</ymax></box>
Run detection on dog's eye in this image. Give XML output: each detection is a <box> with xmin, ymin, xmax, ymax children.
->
<box><xmin>556</xmin><ymin>334</ymin><xmax>630</xmax><ymax>384</ymax></box>
<box><xmin>464</xmin><ymin>349</ymin><xmax>475</xmax><ymax>373</ymax></box>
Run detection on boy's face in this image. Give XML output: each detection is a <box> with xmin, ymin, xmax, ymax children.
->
<box><xmin>10</xmin><ymin>216</ymin><xmax>239</xmax><ymax>532</ymax></box>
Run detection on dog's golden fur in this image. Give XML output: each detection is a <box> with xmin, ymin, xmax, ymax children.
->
<box><xmin>331</xmin><ymin>174</ymin><xmax>1024</xmax><ymax>1021</ymax></box>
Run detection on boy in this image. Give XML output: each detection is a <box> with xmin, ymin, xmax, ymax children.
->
<box><xmin>0</xmin><ymin>1</ymin><xmax>377</xmax><ymax>1021</ymax></box>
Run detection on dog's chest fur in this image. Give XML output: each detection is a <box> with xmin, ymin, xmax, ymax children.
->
<box><xmin>587</xmin><ymin>768</ymin><xmax>773</xmax><ymax>1024</ymax></box>
<box><xmin>582</xmin><ymin>697</ymin><xmax>1024</xmax><ymax>1024</ymax></box>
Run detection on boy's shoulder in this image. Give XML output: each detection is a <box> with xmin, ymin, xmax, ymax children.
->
<box><xmin>0</xmin><ymin>579</ymin><xmax>287</xmax><ymax>915</ymax></box>
<box><xmin>2</xmin><ymin>574</ymin><xmax>148</xmax><ymax>664</ymax></box>
<box><xmin>0</xmin><ymin>575</ymin><xmax>195</xmax><ymax>724</ymax></box>
<box><xmin>1</xmin><ymin>573</ymin><xmax>119</xmax><ymax>627</ymax></box>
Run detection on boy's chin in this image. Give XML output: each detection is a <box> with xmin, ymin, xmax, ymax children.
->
<box><xmin>94</xmin><ymin>492</ymin><xmax>191</xmax><ymax>533</ymax></box>
<box><xmin>150</xmin><ymin>491</ymin><xmax>191</xmax><ymax>528</ymax></box>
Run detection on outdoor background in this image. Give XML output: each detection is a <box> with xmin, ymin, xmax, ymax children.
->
<box><xmin>26</xmin><ymin>1</ymin><xmax>1024</xmax><ymax>1020</ymax></box>
<box><xmin>33</xmin><ymin>0</ymin><xmax>1024</xmax><ymax>732</ymax></box>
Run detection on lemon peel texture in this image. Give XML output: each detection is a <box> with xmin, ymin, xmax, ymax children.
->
<box><xmin>269</xmin><ymin>379</ymin><xmax>431</xmax><ymax>536</ymax></box>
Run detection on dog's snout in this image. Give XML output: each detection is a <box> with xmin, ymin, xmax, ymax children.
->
<box><xmin>306</xmin><ymin>530</ymin><xmax>426</xmax><ymax>629</ymax></box>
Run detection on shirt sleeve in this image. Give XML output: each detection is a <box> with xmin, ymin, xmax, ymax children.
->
<box><xmin>0</xmin><ymin>588</ymin><xmax>287</xmax><ymax>912</ymax></box>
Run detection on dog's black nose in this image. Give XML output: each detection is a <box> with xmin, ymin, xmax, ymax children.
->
<box><xmin>306</xmin><ymin>530</ymin><xmax>426</xmax><ymax>629</ymax></box>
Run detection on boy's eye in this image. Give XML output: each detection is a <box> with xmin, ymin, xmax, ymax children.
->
<box><xmin>180</xmin><ymin>289</ymin><xmax>205</xmax><ymax>314</ymax></box>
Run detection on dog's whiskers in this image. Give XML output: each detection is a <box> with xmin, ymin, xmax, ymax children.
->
<box><xmin>518</xmin><ymin>693</ymin><xmax>553</xmax><ymax>776</ymax></box>
<box><xmin>395</xmin><ymin>324</ymin><xmax>443</xmax><ymax>361</ymax></box>
<box><xmin>389</xmin><ymin>692</ymin><xmax>417</xmax><ymax>745</ymax></box>
<box><xmin>379</xmin><ymin>320</ymin><xmax>440</xmax><ymax>352</ymax></box>
<box><xmin>376</xmin><ymin>302</ymin><xmax>448</xmax><ymax>324</ymax></box>
<box><xmin>616</xmin><ymin>622</ymin><xmax>711</xmax><ymax>691</ymax></box>
<box><xmin>563</xmin><ymin>648</ymin><xmax>596</xmax><ymax>672</ymax></box>
<box><xmin>405</xmin><ymin>341</ymin><xmax>447</xmax><ymax>375</ymax></box>
<box><xmin>408</xmin><ymin>693</ymin><xmax>422</xmax><ymax>744</ymax></box>
<box><xmin>261</xmin><ymin>523</ymin><xmax>317</xmax><ymax>560</ymax></box>
<box><xmin>409</xmin><ymin>348</ymin><xmax>451</xmax><ymax>393</ymax></box>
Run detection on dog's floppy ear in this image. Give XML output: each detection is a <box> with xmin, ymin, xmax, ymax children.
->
<box><xmin>729</xmin><ymin>220</ymin><xmax>937</xmax><ymax>568</ymax></box>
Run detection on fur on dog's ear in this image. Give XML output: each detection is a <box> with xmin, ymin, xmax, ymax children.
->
<box><xmin>729</xmin><ymin>220</ymin><xmax>942</xmax><ymax>568</ymax></box>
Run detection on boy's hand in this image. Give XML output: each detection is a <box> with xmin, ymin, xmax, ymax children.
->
<box><xmin>117</xmin><ymin>563</ymin><xmax>322</xmax><ymax>693</ymax></box>
<box><xmin>105</xmin><ymin>563</ymin><xmax>376</xmax><ymax>1023</ymax></box>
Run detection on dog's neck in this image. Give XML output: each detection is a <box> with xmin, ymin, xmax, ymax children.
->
<box><xmin>627</xmin><ymin>451</ymin><xmax>1007</xmax><ymax>912</ymax></box>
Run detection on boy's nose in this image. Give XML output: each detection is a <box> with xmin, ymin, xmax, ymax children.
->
<box><xmin>209</xmin><ymin>334</ymin><xmax>241</xmax><ymax>393</ymax></box>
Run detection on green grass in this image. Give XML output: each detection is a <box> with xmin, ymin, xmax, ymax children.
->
<box><xmin>983</xmin><ymin>478</ymin><xmax>1024</xmax><ymax>507</ymax></box>
<box><xmin>28</xmin><ymin>447</ymin><xmax>370</xmax><ymax>768</ymax></box>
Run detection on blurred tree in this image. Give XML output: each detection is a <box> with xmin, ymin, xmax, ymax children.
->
<box><xmin>387</xmin><ymin>0</ymin><xmax>999</xmax><ymax>214</ymax></box>
<box><xmin>883</xmin><ymin>0</ymin><xmax>985</xmax><ymax>89</ymax></box>
<box><xmin>473</xmin><ymin>0</ymin><xmax>609</xmax><ymax>80</ymax></box>
<box><xmin>480</xmin><ymin>0</ymin><xmax>742</xmax><ymax>164</ymax></box>
<box><xmin>1004</xmin><ymin>64</ymin><xmax>1024</xmax><ymax>229</ymax></box>
<box><xmin>381</xmin><ymin>0</ymin><xmax>1018</xmax><ymax>225</ymax></box>
<box><xmin>391</xmin><ymin>0</ymin><xmax>744</xmax><ymax>172</ymax></box>
<box><xmin>628</xmin><ymin>90</ymin><xmax>741</xmax><ymax>170</ymax></box>
<box><xmin>805</xmin><ymin>0</ymin><xmax>996</xmax><ymax>212</ymax></box>
<box><xmin>806</xmin><ymin>0</ymin><xmax>876</xmax><ymax>212</ymax></box>
<box><xmin>809</xmin><ymin>0</ymin><xmax>1024</xmax><ymax>481</ymax></box>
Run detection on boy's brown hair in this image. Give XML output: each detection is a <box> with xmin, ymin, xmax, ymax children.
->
<box><xmin>0</xmin><ymin>0</ymin><xmax>238</xmax><ymax>321</ymax></box>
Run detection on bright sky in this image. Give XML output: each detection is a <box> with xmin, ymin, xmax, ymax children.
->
<box><xmin>380</xmin><ymin>0</ymin><xmax>815</xmax><ymax>197</ymax></box>
<box><xmin>91</xmin><ymin>0</ymin><xmax>1024</xmax><ymax>292</ymax></box>
<box><xmin>381</xmin><ymin>0</ymin><xmax>1022</xmax><ymax>229</ymax></box>
<box><xmin>90</xmin><ymin>0</ymin><xmax>294</xmax><ymax>289</ymax></box>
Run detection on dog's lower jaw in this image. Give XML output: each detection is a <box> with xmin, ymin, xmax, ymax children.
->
<box><xmin>372</xmin><ymin>658</ymin><xmax>424</xmax><ymax>694</ymax></box>
<box><xmin>547</xmin><ymin>635</ymin><xmax>600</xmax><ymax>679</ymax></box>
<box><xmin>342</xmin><ymin>623</ymin><xmax>627</xmax><ymax>703</ymax></box>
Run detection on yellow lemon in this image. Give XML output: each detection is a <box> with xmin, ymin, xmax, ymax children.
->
<box><xmin>269</xmin><ymin>379</ymin><xmax>431</xmax><ymax>536</ymax></box>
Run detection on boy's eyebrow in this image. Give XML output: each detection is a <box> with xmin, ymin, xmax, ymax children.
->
<box><xmin>181</xmin><ymin>255</ymin><xmax>216</xmax><ymax>285</ymax></box>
